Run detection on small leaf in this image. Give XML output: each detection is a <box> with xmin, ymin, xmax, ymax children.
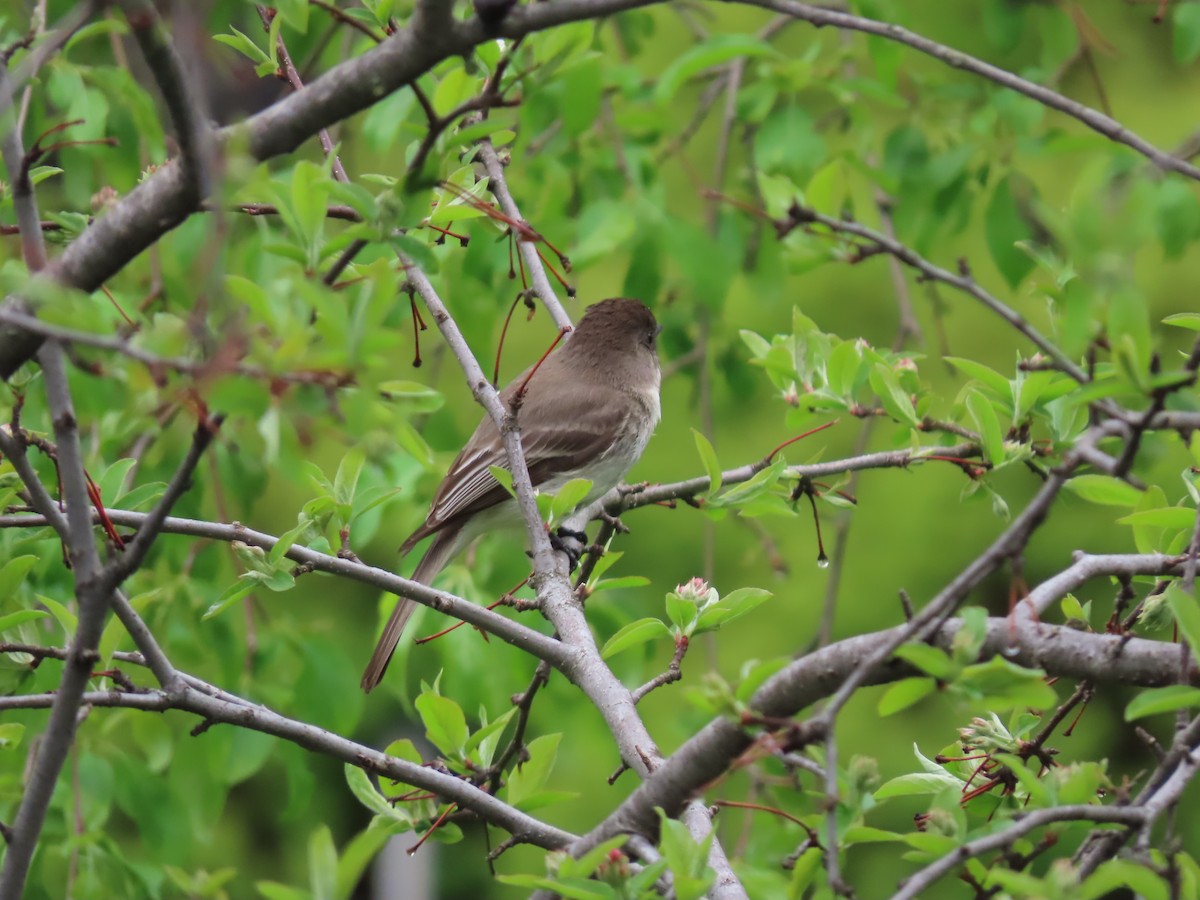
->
<box><xmin>36</xmin><ymin>594</ymin><xmax>77</xmax><ymax>634</ymax></box>
<box><xmin>1167</xmin><ymin>584</ymin><xmax>1200</xmax><ymax>669</ymax></box>
<box><xmin>985</xmin><ymin>176</ymin><xmax>1035</xmax><ymax>289</ymax></box>
<box><xmin>202</xmin><ymin>577</ymin><xmax>257</xmax><ymax>620</ymax></box>
<box><xmin>213</xmin><ymin>28</ymin><xmax>272</xmax><ymax>66</ymax></box>
<box><xmin>655</xmin><ymin>35</ymin><xmax>775</xmax><ymax>104</ymax></box>
<box><xmin>878</xmin><ymin>677</ymin><xmax>937</xmax><ymax>715</ymax></box>
<box><xmin>600</xmin><ymin>618</ymin><xmax>670</xmax><ymax>659</ymax></box>
<box><xmin>415</xmin><ymin>691</ymin><xmax>469</xmax><ymax>756</ymax></box>
<box><xmin>945</xmin><ymin>357</ymin><xmax>1011</xmax><ymax>398</ymax></box>
<box><xmin>1175</xmin><ymin>1</ymin><xmax>1200</xmax><ymax>64</ymax></box>
<box><xmin>0</xmin><ymin>556</ymin><xmax>38</xmax><ymax>599</ymax></box>
<box><xmin>308</xmin><ymin>825</ymin><xmax>337</xmax><ymax>900</ymax></box>
<box><xmin>334</xmin><ymin>447</ymin><xmax>367</xmax><ymax>506</ymax></box>
<box><xmin>1066</xmin><ymin>474</ymin><xmax>1143</xmax><ymax>507</ymax></box>
<box><xmin>0</xmin><ymin>610</ymin><xmax>49</xmax><ymax>634</ymax></box>
<box><xmin>692</xmin><ymin>429</ymin><xmax>722</xmax><ymax>494</ymax></box>
<box><xmin>0</xmin><ymin>723</ymin><xmax>25</xmax><ymax>751</ymax></box>
<box><xmin>694</xmin><ymin>588</ymin><xmax>772</xmax><ymax>632</ymax></box>
<box><xmin>550</xmin><ymin>478</ymin><xmax>593</xmax><ymax>521</ymax></box>
<box><xmin>1164</xmin><ymin>312</ymin><xmax>1200</xmax><ymax>332</ymax></box>
<box><xmin>344</xmin><ymin>764</ymin><xmax>406</xmax><ymax>821</ymax></box>
<box><xmin>506</xmin><ymin>733</ymin><xmax>562</xmax><ymax>808</ymax></box>
<box><xmin>1119</xmin><ymin>507</ymin><xmax>1195</xmax><ymax>529</ymax></box>
<box><xmin>893</xmin><ymin>643</ymin><xmax>955</xmax><ymax>680</ymax></box>
<box><xmin>488</xmin><ymin>465</ymin><xmax>515</xmax><ymax>498</ymax></box>
<box><xmin>1125</xmin><ymin>685</ymin><xmax>1200</xmax><ymax>721</ymax></box>
<box><xmin>869</xmin><ymin>363</ymin><xmax>920</xmax><ymax>427</ymax></box>
<box><xmin>955</xmin><ymin>655</ymin><xmax>1056</xmax><ymax>710</ymax></box>
<box><xmin>463</xmin><ymin>707</ymin><xmax>518</xmax><ymax>767</ymax></box>
<box><xmin>966</xmin><ymin>389</ymin><xmax>1004</xmax><ymax>466</ymax></box>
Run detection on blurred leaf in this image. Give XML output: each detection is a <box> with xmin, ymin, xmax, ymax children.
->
<box><xmin>0</xmin><ymin>610</ymin><xmax>48</xmax><ymax>634</ymax></box>
<box><xmin>415</xmin><ymin>691</ymin><xmax>469</xmax><ymax>757</ymax></box>
<box><xmin>1175</xmin><ymin>1</ymin><xmax>1200</xmax><ymax>63</ymax></box>
<box><xmin>506</xmin><ymin>733</ymin><xmax>562</xmax><ymax>808</ymax></box>
<box><xmin>655</xmin><ymin>35</ymin><xmax>775</xmax><ymax>103</ymax></box>
<box><xmin>550</xmin><ymin>478</ymin><xmax>593</xmax><ymax>521</ymax></box>
<box><xmin>1126</xmin><ymin>685</ymin><xmax>1200</xmax><ymax>721</ymax></box>
<box><xmin>1065</xmin><ymin>474</ymin><xmax>1143</xmax><ymax>507</ymax></box>
<box><xmin>878</xmin><ymin>677</ymin><xmax>937</xmax><ymax>716</ymax></box>
<box><xmin>692</xmin><ymin>429</ymin><xmax>722</xmax><ymax>494</ymax></box>
<box><xmin>985</xmin><ymin>177</ymin><xmax>1035</xmax><ymax>289</ymax></box>
<box><xmin>0</xmin><ymin>556</ymin><xmax>38</xmax><ymax>599</ymax></box>
<box><xmin>601</xmin><ymin>617</ymin><xmax>670</xmax><ymax>659</ymax></box>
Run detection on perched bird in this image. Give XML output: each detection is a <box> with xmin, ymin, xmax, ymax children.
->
<box><xmin>361</xmin><ymin>298</ymin><xmax>662</xmax><ymax>692</ymax></box>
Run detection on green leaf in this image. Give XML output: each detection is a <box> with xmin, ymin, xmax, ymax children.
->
<box><xmin>488</xmin><ymin>465</ymin><xmax>515</xmax><ymax>498</ymax></box>
<box><xmin>308</xmin><ymin>825</ymin><xmax>337</xmax><ymax>900</ymax></box>
<box><xmin>657</xmin><ymin>810</ymin><xmax>715</xmax><ymax>900</ymax></box>
<box><xmin>344</xmin><ymin>765</ymin><xmax>406</xmax><ymax>821</ymax></box>
<box><xmin>36</xmin><ymin>594</ymin><xmax>77</xmax><ymax>635</ymax></box>
<box><xmin>694</xmin><ymin>587</ymin><xmax>772</xmax><ymax>632</ymax></box>
<box><xmin>0</xmin><ymin>610</ymin><xmax>49</xmax><ymax>634</ymax></box>
<box><xmin>1175</xmin><ymin>1</ymin><xmax>1200</xmax><ymax>64</ymax></box>
<box><xmin>985</xmin><ymin>176</ymin><xmax>1035</xmax><ymax>289</ymax></box>
<box><xmin>1167</xmin><ymin>584</ymin><xmax>1200</xmax><ymax>669</ymax></box>
<box><xmin>966</xmin><ymin>389</ymin><xmax>1004</xmax><ymax>466</ymax></box>
<box><xmin>379</xmin><ymin>380</ymin><xmax>444</xmax><ymax>412</ymax></box>
<box><xmin>269</xmin><ymin>520</ymin><xmax>310</xmax><ymax>566</ymax></box>
<box><xmin>842</xmin><ymin>825</ymin><xmax>904</xmax><ymax>844</ymax></box>
<box><xmin>601</xmin><ymin>617</ymin><xmax>670</xmax><ymax>659</ymax></box>
<box><xmin>1125</xmin><ymin>685</ymin><xmax>1200</xmax><ymax>721</ymax></box>
<box><xmin>869</xmin><ymin>362</ymin><xmax>920</xmax><ymax>427</ymax></box>
<box><xmin>1065</xmin><ymin>474</ymin><xmax>1144</xmax><ymax>507</ymax></box>
<box><xmin>384</xmin><ymin>737</ymin><xmax>424</xmax><ymax>766</ymax></box>
<box><xmin>506</xmin><ymin>733</ymin><xmax>561</xmax><ymax>808</ymax></box>
<box><xmin>1119</xmin><ymin>507</ymin><xmax>1195</xmax><ymax>529</ymax></box>
<box><xmin>1082</xmin><ymin>859</ymin><xmax>1170</xmax><ymax>900</ymax></box>
<box><xmin>335</xmin><ymin>818</ymin><xmax>408</xmax><ymax>900</ymax></box>
<box><xmin>893</xmin><ymin>643</ymin><xmax>955</xmax><ymax>680</ymax></box>
<box><xmin>877</xmin><ymin>677</ymin><xmax>937</xmax><ymax>715</ymax></box>
<box><xmin>654</xmin><ymin>35</ymin><xmax>775</xmax><ymax>104</ymax></box>
<box><xmin>334</xmin><ymin>447</ymin><xmax>366</xmax><ymax>507</ymax></box>
<box><xmin>255</xmin><ymin>882</ymin><xmax>310</xmax><ymax>900</ymax></box>
<box><xmin>692</xmin><ymin>429</ymin><xmax>722</xmax><ymax>494</ymax></box>
<box><xmin>463</xmin><ymin>707</ymin><xmax>518</xmax><ymax>767</ymax></box>
<box><xmin>550</xmin><ymin>478</ymin><xmax>593</xmax><ymax>521</ymax></box>
<box><xmin>945</xmin><ymin>356</ymin><xmax>1012</xmax><ymax>398</ymax></box>
<box><xmin>213</xmin><ymin>28</ymin><xmax>272</xmax><ymax>67</ymax></box>
<box><xmin>0</xmin><ymin>723</ymin><xmax>25</xmax><ymax>751</ymax></box>
<box><xmin>96</xmin><ymin>458</ymin><xmax>137</xmax><ymax>504</ymax></box>
<box><xmin>955</xmin><ymin>656</ymin><xmax>1056</xmax><ymax>710</ymax></box>
<box><xmin>202</xmin><ymin>577</ymin><xmax>257</xmax><ymax>620</ymax></box>
<box><xmin>1164</xmin><ymin>312</ymin><xmax>1200</xmax><ymax>331</ymax></box>
<box><xmin>415</xmin><ymin>691</ymin><xmax>469</xmax><ymax>756</ymax></box>
<box><xmin>0</xmin><ymin>556</ymin><xmax>38</xmax><ymax>599</ymax></box>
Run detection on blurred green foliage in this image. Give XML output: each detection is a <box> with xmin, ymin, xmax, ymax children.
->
<box><xmin>0</xmin><ymin>0</ymin><xmax>1198</xmax><ymax>897</ymax></box>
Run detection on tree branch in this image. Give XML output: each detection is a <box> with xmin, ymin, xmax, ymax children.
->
<box><xmin>0</xmin><ymin>508</ymin><xmax>571</xmax><ymax>668</ymax></box>
<box><xmin>0</xmin><ymin>341</ymin><xmax>109</xmax><ymax>900</ymax></box>
<box><xmin>744</xmin><ymin>0</ymin><xmax>1200</xmax><ymax>182</ymax></box>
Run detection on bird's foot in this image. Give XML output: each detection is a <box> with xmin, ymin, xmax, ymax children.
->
<box><xmin>549</xmin><ymin>526</ymin><xmax>588</xmax><ymax>572</ymax></box>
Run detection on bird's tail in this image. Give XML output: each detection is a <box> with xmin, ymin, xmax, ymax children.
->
<box><xmin>360</xmin><ymin>530</ymin><xmax>458</xmax><ymax>693</ymax></box>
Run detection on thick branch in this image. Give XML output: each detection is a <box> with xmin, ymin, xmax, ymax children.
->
<box><xmin>567</xmin><ymin>612</ymin><xmax>1193</xmax><ymax>855</ymax></box>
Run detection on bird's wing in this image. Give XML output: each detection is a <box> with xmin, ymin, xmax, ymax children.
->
<box><xmin>400</xmin><ymin>384</ymin><xmax>635</xmax><ymax>553</ymax></box>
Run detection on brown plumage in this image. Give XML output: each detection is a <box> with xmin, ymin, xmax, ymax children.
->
<box><xmin>361</xmin><ymin>298</ymin><xmax>661</xmax><ymax>692</ymax></box>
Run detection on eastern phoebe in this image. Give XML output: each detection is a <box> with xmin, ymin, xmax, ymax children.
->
<box><xmin>362</xmin><ymin>298</ymin><xmax>662</xmax><ymax>692</ymax></box>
